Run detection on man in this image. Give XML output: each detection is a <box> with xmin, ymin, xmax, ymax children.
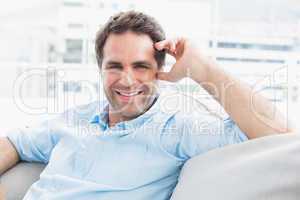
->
<box><xmin>0</xmin><ymin>11</ymin><xmax>292</xmax><ymax>200</ymax></box>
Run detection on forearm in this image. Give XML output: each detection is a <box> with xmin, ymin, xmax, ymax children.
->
<box><xmin>194</xmin><ymin>63</ymin><xmax>292</xmax><ymax>139</ymax></box>
<box><xmin>154</xmin><ymin>38</ymin><xmax>293</xmax><ymax>138</ymax></box>
<box><xmin>0</xmin><ymin>137</ymin><xmax>19</xmax><ymax>175</ymax></box>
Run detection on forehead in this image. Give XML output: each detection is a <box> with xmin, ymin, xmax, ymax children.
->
<box><xmin>102</xmin><ymin>31</ymin><xmax>156</xmax><ymax>62</ymax></box>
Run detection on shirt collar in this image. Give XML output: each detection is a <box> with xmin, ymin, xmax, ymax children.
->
<box><xmin>90</xmin><ymin>103</ymin><xmax>109</xmax><ymax>131</ymax></box>
<box><xmin>90</xmin><ymin>95</ymin><xmax>160</xmax><ymax>132</ymax></box>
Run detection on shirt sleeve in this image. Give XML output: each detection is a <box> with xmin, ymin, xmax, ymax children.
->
<box><xmin>6</xmin><ymin>116</ymin><xmax>68</xmax><ymax>163</ymax></box>
<box><xmin>5</xmin><ymin>101</ymin><xmax>100</xmax><ymax>163</ymax></box>
<box><xmin>160</xmin><ymin>111</ymin><xmax>248</xmax><ymax>161</ymax></box>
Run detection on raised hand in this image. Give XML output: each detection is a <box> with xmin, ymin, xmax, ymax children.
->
<box><xmin>154</xmin><ymin>38</ymin><xmax>215</xmax><ymax>83</ymax></box>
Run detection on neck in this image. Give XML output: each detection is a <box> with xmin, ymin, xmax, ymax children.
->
<box><xmin>108</xmin><ymin>95</ymin><xmax>158</xmax><ymax>127</ymax></box>
<box><xmin>108</xmin><ymin>111</ymin><xmax>131</xmax><ymax>127</ymax></box>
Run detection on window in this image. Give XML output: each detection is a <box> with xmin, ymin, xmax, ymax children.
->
<box><xmin>63</xmin><ymin>81</ymin><xmax>81</xmax><ymax>92</ymax></box>
<box><xmin>63</xmin><ymin>39</ymin><xmax>83</xmax><ymax>63</ymax></box>
<box><xmin>217</xmin><ymin>42</ymin><xmax>293</xmax><ymax>51</ymax></box>
<box><xmin>63</xmin><ymin>0</ymin><xmax>84</xmax><ymax>7</ymax></box>
<box><xmin>216</xmin><ymin>57</ymin><xmax>284</xmax><ymax>64</ymax></box>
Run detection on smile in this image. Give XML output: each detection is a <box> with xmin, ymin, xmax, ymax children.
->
<box><xmin>114</xmin><ymin>89</ymin><xmax>143</xmax><ymax>97</ymax></box>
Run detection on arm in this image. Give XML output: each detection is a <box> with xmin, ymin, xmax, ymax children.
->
<box><xmin>0</xmin><ymin>137</ymin><xmax>19</xmax><ymax>175</ymax></box>
<box><xmin>155</xmin><ymin>38</ymin><xmax>294</xmax><ymax>139</ymax></box>
<box><xmin>196</xmin><ymin>64</ymin><xmax>291</xmax><ymax>139</ymax></box>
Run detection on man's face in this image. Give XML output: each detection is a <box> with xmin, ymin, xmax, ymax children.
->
<box><xmin>101</xmin><ymin>31</ymin><xmax>160</xmax><ymax>120</ymax></box>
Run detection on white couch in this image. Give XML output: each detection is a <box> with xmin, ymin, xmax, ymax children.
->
<box><xmin>1</xmin><ymin>134</ymin><xmax>300</xmax><ymax>200</ymax></box>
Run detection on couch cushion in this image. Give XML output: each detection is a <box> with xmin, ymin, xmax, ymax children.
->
<box><xmin>171</xmin><ymin>134</ymin><xmax>300</xmax><ymax>200</ymax></box>
<box><xmin>0</xmin><ymin>162</ymin><xmax>45</xmax><ymax>200</ymax></box>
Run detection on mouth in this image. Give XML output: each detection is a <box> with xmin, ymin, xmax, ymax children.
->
<box><xmin>114</xmin><ymin>89</ymin><xmax>144</xmax><ymax>102</ymax></box>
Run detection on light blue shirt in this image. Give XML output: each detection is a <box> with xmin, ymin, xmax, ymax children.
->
<box><xmin>7</xmin><ymin>94</ymin><xmax>248</xmax><ymax>200</ymax></box>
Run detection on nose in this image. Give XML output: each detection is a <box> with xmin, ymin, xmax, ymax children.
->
<box><xmin>119</xmin><ymin>69</ymin><xmax>136</xmax><ymax>86</ymax></box>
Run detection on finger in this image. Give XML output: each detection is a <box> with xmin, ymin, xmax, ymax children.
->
<box><xmin>155</xmin><ymin>45</ymin><xmax>175</xmax><ymax>58</ymax></box>
<box><xmin>171</xmin><ymin>38</ymin><xmax>179</xmax><ymax>52</ymax></box>
<box><xmin>154</xmin><ymin>40</ymin><xmax>168</xmax><ymax>50</ymax></box>
<box><xmin>161</xmin><ymin>48</ymin><xmax>175</xmax><ymax>57</ymax></box>
<box><xmin>155</xmin><ymin>39</ymin><xmax>180</xmax><ymax>60</ymax></box>
<box><xmin>155</xmin><ymin>39</ymin><xmax>174</xmax><ymax>51</ymax></box>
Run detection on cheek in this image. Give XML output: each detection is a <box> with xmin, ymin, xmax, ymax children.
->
<box><xmin>136</xmin><ymin>72</ymin><xmax>158</xmax><ymax>92</ymax></box>
<box><xmin>135</xmin><ymin>70</ymin><xmax>157</xmax><ymax>83</ymax></box>
<box><xmin>136</xmin><ymin>70</ymin><xmax>156</xmax><ymax>88</ymax></box>
<box><xmin>102</xmin><ymin>72</ymin><xmax>119</xmax><ymax>89</ymax></box>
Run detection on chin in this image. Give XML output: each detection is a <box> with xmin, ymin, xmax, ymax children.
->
<box><xmin>116</xmin><ymin>103</ymin><xmax>148</xmax><ymax>118</ymax></box>
<box><xmin>105</xmin><ymin>88</ymin><xmax>158</xmax><ymax>119</ymax></box>
<box><xmin>120</xmin><ymin>110</ymin><xmax>142</xmax><ymax>119</ymax></box>
<box><xmin>108</xmin><ymin>98</ymin><xmax>154</xmax><ymax>121</ymax></box>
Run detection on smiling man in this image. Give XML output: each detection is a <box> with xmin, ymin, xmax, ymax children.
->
<box><xmin>98</xmin><ymin>30</ymin><xmax>161</xmax><ymax>126</ymax></box>
<box><xmin>0</xmin><ymin>11</ymin><xmax>293</xmax><ymax>200</ymax></box>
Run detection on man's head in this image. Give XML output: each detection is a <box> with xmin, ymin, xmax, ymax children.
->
<box><xmin>95</xmin><ymin>11</ymin><xmax>166</xmax><ymax>122</ymax></box>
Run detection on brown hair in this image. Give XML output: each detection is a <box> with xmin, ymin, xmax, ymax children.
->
<box><xmin>95</xmin><ymin>10</ymin><xmax>166</xmax><ymax>69</ymax></box>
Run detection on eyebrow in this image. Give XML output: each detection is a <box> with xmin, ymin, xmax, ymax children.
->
<box><xmin>106</xmin><ymin>61</ymin><xmax>122</xmax><ymax>66</ymax></box>
<box><xmin>132</xmin><ymin>61</ymin><xmax>153</xmax><ymax>68</ymax></box>
<box><xmin>105</xmin><ymin>60</ymin><xmax>153</xmax><ymax>68</ymax></box>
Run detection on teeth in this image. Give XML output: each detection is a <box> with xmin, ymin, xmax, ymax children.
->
<box><xmin>116</xmin><ymin>90</ymin><xmax>141</xmax><ymax>97</ymax></box>
<box><xmin>120</xmin><ymin>92</ymin><xmax>138</xmax><ymax>96</ymax></box>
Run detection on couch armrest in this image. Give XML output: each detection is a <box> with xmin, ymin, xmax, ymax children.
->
<box><xmin>0</xmin><ymin>162</ymin><xmax>45</xmax><ymax>200</ymax></box>
<box><xmin>171</xmin><ymin>134</ymin><xmax>300</xmax><ymax>200</ymax></box>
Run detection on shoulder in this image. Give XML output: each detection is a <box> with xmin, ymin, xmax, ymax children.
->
<box><xmin>156</xmin><ymin>92</ymin><xmax>223</xmax><ymax>129</ymax></box>
<box><xmin>45</xmin><ymin>100</ymin><xmax>106</xmax><ymax>127</ymax></box>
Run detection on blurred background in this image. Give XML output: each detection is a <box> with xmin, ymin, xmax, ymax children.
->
<box><xmin>0</xmin><ymin>0</ymin><xmax>299</xmax><ymax>133</ymax></box>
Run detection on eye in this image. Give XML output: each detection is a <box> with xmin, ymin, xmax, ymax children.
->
<box><xmin>106</xmin><ymin>65</ymin><xmax>122</xmax><ymax>70</ymax></box>
<box><xmin>134</xmin><ymin>65</ymin><xmax>149</xmax><ymax>69</ymax></box>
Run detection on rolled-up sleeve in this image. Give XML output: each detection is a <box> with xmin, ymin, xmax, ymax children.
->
<box><xmin>6</xmin><ymin>118</ymin><xmax>67</xmax><ymax>164</ymax></box>
<box><xmin>5</xmin><ymin>101</ymin><xmax>100</xmax><ymax>163</ymax></box>
<box><xmin>160</xmin><ymin>112</ymin><xmax>249</xmax><ymax>161</ymax></box>
<box><xmin>185</xmin><ymin>115</ymin><xmax>248</xmax><ymax>158</ymax></box>
<box><xmin>222</xmin><ymin>117</ymin><xmax>248</xmax><ymax>144</ymax></box>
